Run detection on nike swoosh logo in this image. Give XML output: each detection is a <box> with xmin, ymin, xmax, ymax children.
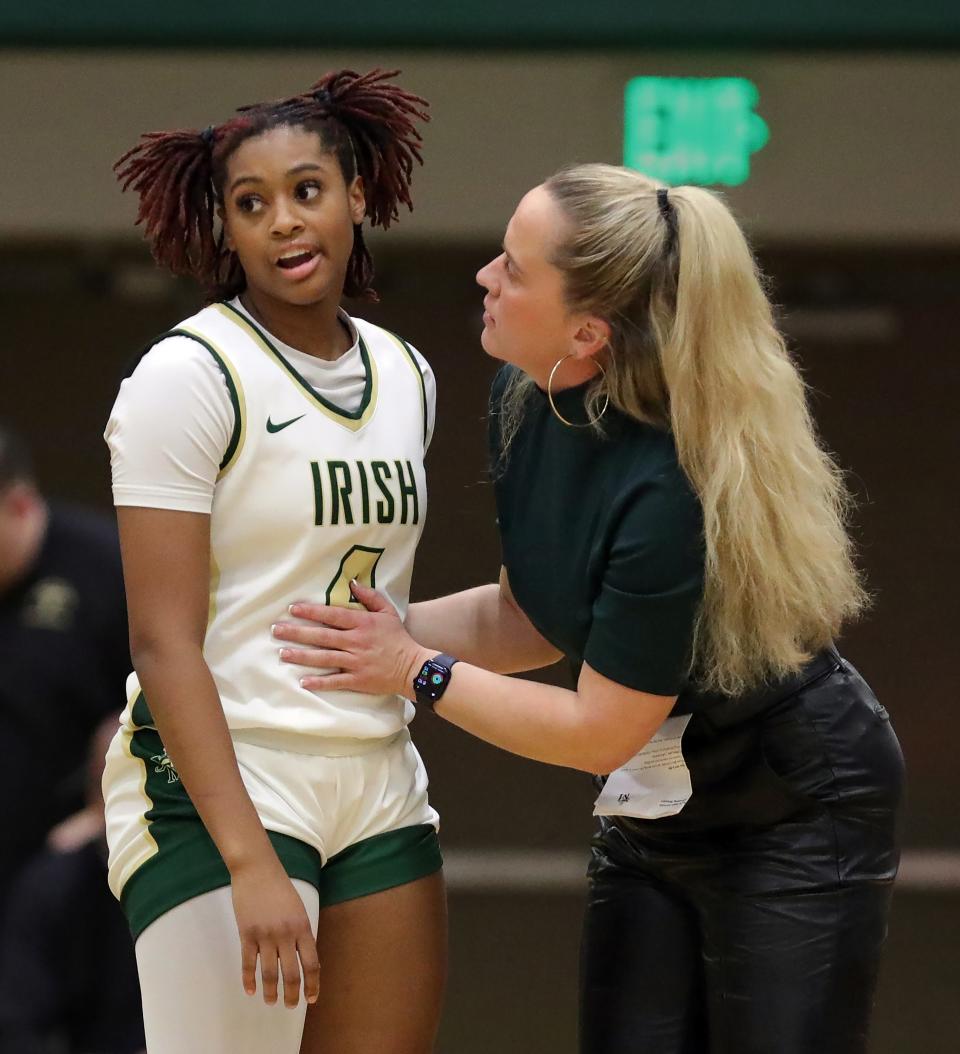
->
<box><xmin>266</xmin><ymin>414</ymin><xmax>306</xmax><ymax>434</ymax></box>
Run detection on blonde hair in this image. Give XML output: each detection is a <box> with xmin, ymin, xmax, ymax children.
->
<box><xmin>497</xmin><ymin>164</ymin><xmax>867</xmax><ymax>695</ymax></box>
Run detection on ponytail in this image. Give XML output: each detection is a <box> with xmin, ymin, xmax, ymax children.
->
<box><xmin>498</xmin><ymin>163</ymin><xmax>866</xmax><ymax>693</ymax></box>
<box><xmin>114</xmin><ymin>125</ymin><xmax>224</xmax><ymax>284</ymax></box>
<box><xmin>661</xmin><ymin>186</ymin><xmax>866</xmax><ymax>692</ymax></box>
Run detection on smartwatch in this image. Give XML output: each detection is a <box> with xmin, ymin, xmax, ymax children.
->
<box><xmin>413</xmin><ymin>653</ymin><xmax>459</xmax><ymax>710</ymax></box>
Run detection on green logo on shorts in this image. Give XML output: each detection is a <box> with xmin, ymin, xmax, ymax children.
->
<box><xmin>150</xmin><ymin>751</ymin><xmax>180</xmax><ymax>784</ymax></box>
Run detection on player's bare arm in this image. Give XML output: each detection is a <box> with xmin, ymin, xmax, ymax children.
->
<box><xmin>118</xmin><ymin>506</ymin><xmax>319</xmax><ymax>1008</ymax></box>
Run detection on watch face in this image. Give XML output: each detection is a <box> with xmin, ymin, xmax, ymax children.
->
<box><xmin>416</xmin><ymin>660</ymin><xmax>449</xmax><ymax>699</ymax></box>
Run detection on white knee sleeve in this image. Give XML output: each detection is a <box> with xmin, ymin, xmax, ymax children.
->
<box><xmin>134</xmin><ymin>880</ymin><xmax>320</xmax><ymax>1054</ymax></box>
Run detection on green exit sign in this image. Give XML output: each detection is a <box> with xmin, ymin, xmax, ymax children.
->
<box><xmin>624</xmin><ymin>77</ymin><xmax>769</xmax><ymax>186</ymax></box>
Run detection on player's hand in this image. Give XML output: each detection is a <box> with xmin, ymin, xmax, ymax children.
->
<box><xmin>230</xmin><ymin>856</ymin><xmax>319</xmax><ymax>1008</ymax></box>
<box><xmin>273</xmin><ymin>582</ymin><xmax>432</xmax><ymax>697</ymax></box>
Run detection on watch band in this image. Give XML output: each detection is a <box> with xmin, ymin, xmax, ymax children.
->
<box><xmin>413</xmin><ymin>653</ymin><xmax>459</xmax><ymax>711</ymax></box>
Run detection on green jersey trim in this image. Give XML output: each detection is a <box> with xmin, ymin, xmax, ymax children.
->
<box><xmin>214</xmin><ymin>301</ymin><xmax>378</xmax><ymax>432</ymax></box>
<box><xmin>165</xmin><ymin>327</ymin><xmax>247</xmax><ymax>477</ymax></box>
<box><xmin>379</xmin><ymin>327</ymin><xmax>428</xmax><ymax>450</ymax></box>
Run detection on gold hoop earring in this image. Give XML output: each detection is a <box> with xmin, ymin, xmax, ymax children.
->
<box><xmin>547</xmin><ymin>355</ymin><xmax>609</xmax><ymax>428</ymax></box>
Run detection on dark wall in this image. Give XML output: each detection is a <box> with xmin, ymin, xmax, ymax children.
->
<box><xmin>1</xmin><ymin>241</ymin><xmax>957</xmax><ymax>1052</ymax></box>
<box><xmin>1</xmin><ymin>241</ymin><xmax>957</xmax><ymax>848</ymax></box>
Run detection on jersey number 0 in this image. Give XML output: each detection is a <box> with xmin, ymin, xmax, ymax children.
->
<box><xmin>325</xmin><ymin>545</ymin><xmax>385</xmax><ymax>607</ymax></box>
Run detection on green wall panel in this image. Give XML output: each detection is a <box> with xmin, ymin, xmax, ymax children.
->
<box><xmin>1</xmin><ymin>1</ymin><xmax>958</xmax><ymax>50</ymax></box>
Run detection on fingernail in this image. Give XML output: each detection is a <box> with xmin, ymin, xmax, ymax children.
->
<box><xmin>288</xmin><ymin>604</ymin><xmax>298</xmax><ymax>614</ymax></box>
<box><xmin>279</xmin><ymin>649</ymin><xmax>291</xmax><ymax>661</ymax></box>
<box><xmin>299</xmin><ymin>678</ymin><xmax>310</xmax><ymax>688</ymax></box>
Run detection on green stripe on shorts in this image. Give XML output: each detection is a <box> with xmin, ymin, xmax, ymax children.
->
<box><xmin>122</xmin><ymin>823</ymin><xmax>321</xmax><ymax>941</ymax></box>
<box><xmin>122</xmin><ymin>727</ymin><xmax>320</xmax><ymax>939</ymax></box>
<box><xmin>318</xmin><ymin>824</ymin><xmax>442</xmax><ymax>909</ymax></box>
<box><xmin>120</xmin><ymin>728</ymin><xmax>441</xmax><ymax>939</ymax></box>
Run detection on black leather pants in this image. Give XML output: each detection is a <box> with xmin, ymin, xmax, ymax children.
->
<box><xmin>580</xmin><ymin>654</ymin><xmax>904</xmax><ymax>1054</ymax></box>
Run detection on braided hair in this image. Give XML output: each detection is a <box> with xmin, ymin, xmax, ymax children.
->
<box><xmin>115</xmin><ymin>69</ymin><xmax>429</xmax><ymax>302</ymax></box>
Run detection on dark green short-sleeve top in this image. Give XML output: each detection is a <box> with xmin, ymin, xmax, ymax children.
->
<box><xmin>490</xmin><ymin>367</ymin><xmax>705</xmax><ymax>697</ymax></box>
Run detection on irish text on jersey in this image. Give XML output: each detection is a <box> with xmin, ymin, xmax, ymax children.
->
<box><xmin>311</xmin><ymin>459</ymin><xmax>419</xmax><ymax>526</ymax></box>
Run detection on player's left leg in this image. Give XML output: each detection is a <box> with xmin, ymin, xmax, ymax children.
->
<box><xmin>298</xmin><ymin>869</ymin><xmax>447</xmax><ymax>1054</ymax></box>
<box><xmin>136</xmin><ymin>880</ymin><xmax>321</xmax><ymax>1054</ymax></box>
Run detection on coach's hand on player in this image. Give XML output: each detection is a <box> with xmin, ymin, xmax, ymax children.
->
<box><xmin>275</xmin><ymin>581</ymin><xmax>432</xmax><ymax>697</ymax></box>
<box><xmin>230</xmin><ymin>855</ymin><xmax>320</xmax><ymax>1008</ymax></box>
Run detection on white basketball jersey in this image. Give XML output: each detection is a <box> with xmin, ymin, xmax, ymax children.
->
<box><xmin>121</xmin><ymin>302</ymin><xmax>429</xmax><ymax>742</ymax></box>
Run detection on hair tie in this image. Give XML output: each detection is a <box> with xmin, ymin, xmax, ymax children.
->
<box><xmin>313</xmin><ymin>88</ymin><xmax>335</xmax><ymax>110</ymax></box>
<box><xmin>657</xmin><ymin>186</ymin><xmax>678</xmax><ymax>254</ymax></box>
<box><xmin>200</xmin><ymin>125</ymin><xmax>216</xmax><ymax>148</ymax></box>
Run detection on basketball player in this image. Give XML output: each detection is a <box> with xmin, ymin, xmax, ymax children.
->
<box><xmin>101</xmin><ymin>70</ymin><xmax>445</xmax><ymax>1054</ymax></box>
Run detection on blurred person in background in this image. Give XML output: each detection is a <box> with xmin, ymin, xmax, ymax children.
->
<box><xmin>277</xmin><ymin>165</ymin><xmax>904</xmax><ymax>1054</ymax></box>
<box><xmin>0</xmin><ymin>423</ymin><xmax>128</xmax><ymax>925</ymax></box>
<box><xmin>103</xmin><ymin>69</ymin><xmax>445</xmax><ymax>1054</ymax></box>
<box><xmin>0</xmin><ymin>714</ymin><xmax>144</xmax><ymax>1054</ymax></box>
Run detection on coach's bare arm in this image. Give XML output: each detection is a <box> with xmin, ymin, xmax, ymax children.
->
<box><xmin>402</xmin><ymin>566</ymin><xmax>563</xmax><ymax>674</ymax></box>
